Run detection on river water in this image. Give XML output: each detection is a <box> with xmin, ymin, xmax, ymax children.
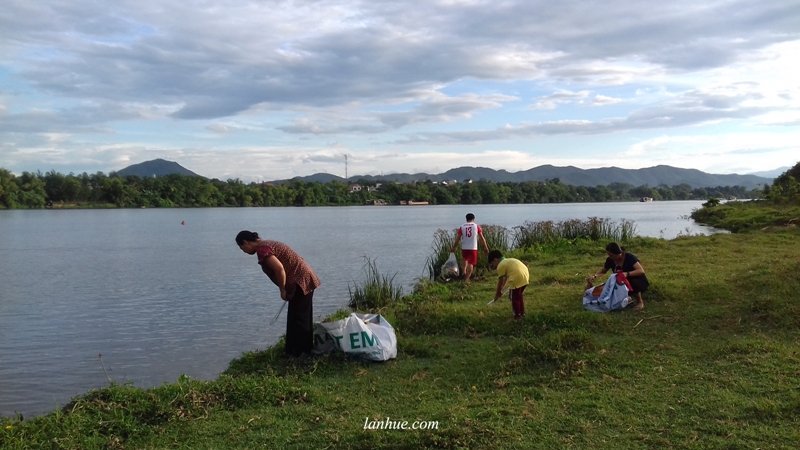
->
<box><xmin>0</xmin><ymin>201</ymin><xmax>719</xmax><ymax>417</ymax></box>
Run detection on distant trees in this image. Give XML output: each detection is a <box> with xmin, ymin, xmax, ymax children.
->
<box><xmin>0</xmin><ymin>166</ymin><xmax>765</xmax><ymax>209</ymax></box>
<box><xmin>766</xmin><ymin>162</ymin><xmax>800</xmax><ymax>204</ymax></box>
<box><xmin>0</xmin><ymin>169</ymin><xmax>46</xmax><ymax>208</ymax></box>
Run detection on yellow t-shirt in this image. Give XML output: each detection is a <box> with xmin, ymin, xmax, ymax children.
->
<box><xmin>497</xmin><ymin>258</ymin><xmax>529</xmax><ymax>290</ymax></box>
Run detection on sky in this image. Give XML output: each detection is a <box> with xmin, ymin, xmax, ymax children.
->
<box><xmin>1</xmin><ymin>0</ymin><xmax>799</xmax><ymax>182</ymax></box>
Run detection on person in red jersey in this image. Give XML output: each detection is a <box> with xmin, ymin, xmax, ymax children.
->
<box><xmin>450</xmin><ymin>213</ymin><xmax>489</xmax><ymax>282</ymax></box>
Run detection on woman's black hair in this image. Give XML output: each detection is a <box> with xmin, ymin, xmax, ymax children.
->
<box><xmin>605</xmin><ymin>242</ymin><xmax>625</xmax><ymax>255</ymax></box>
<box><xmin>235</xmin><ymin>230</ymin><xmax>259</xmax><ymax>246</ymax></box>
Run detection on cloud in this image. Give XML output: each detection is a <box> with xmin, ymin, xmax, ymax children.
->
<box><xmin>0</xmin><ymin>108</ymin><xmax>116</xmax><ymax>134</ymax></box>
<box><xmin>396</xmin><ymin>83</ymin><xmax>776</xmax><ymax>144</ymax></box>
<box><xmin>205</xmin><ymin>123</ymin><xmax>246</xmax><ymax>134</ymax></box>
<box><xmin>277</xmin><ymin>121</ymin><xmax>390</xmax><ymax>135</ymax></box>
<box><xmin>531</xmin><ymin>90</ymin><xmax>621</xmax><ymax>109</ymax></box>
<box><xmin>275</xmin><ymin>93</ymin><xmax>517</xmax><ymax>134</ymax></box>
<box><xmin>584</xmin><ymin>95</ymin><xmax>623</xmax><ymax>106</ymax></box>
<box><xmin>4</xmin><ymin>0</ymin><xmax>798</xmax><ymax>118</ymax></box>
<box><xmin>0</xmin><ymin>0</ymin><xmax>799</xmax><ymax>180</ymax></box>
<box><xmin>531</xmin><ymin>90</ymin><xmax>590</xmax><ymax>110</ymax></box>
<box><xmin>377</xmin><ymin>93</ymin><xmax>516</xmax><ymax>128</ymax></box>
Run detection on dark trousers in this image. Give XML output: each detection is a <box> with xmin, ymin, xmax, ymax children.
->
<box><xmin>628</xmin><ymin>276</ymin><xmax>649</xmax><ymax>295</ymax></box>
<box><xmin>285</xmin><ymin>288</ymin><xmax>314</xmax><ymax>356</ymax></box>
<box><xmin>511</xmin><ymin>285</ymin><xmax>526</xmax><ymax>318</ymax></box>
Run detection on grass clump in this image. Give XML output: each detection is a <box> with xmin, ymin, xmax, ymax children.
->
<box><xmin>424</xmin><ymin>228</ymin><xmax>457</xmax><ymax>280</ymax></box>
<box><xmin>511</xmin><ymin>217</ymin><xmax>636</xmax><ymax>249</ymax></box>
<box><xmin>347</xmin><ymin>256</ymin><xmax>403</xmax><ymax>310</ymax></box>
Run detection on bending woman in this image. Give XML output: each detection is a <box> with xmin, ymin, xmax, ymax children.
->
<box><xmin>236</xmin><ymin>230</ymin><xmax>321</xmax><ymax>356</ymax></box>
<box><xmin>586</xmin><ymin>242</ymin><xmax>649</xmax><ymax>310</ymax></box>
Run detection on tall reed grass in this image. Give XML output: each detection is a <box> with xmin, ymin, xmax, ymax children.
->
<box><xmin>475</xmin><ymin>224</ymin><xmax>509</xmax><ymax>273</ymax></box>
<box><xmin>348</xmin><ymin>257</ymin><xmax>403</xmax><ymax>310</ymax></box>
<box><xmin>511</xmin><ymin>217</ymin><xmax>637</xmax><ymax>249</ymax></box>
<box><xmin>424</xmin><ymin>225</ymin><xmax>510</xmax><ymax>280</ymax></box>
<box><xmin>425</xmin><ymin>229</ymin><xmax>457</xmax><ymax>280</ymax></box>
<box><xmin>481</xmin><ymin>224</ymin><xmax>510</xmax><ymax>253</ymax></box>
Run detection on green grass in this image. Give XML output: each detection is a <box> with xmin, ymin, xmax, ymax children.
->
<box><xmin>4</xmin><ymin>227</ymin><xmax>800</xmax><ymax>449</ymax></box>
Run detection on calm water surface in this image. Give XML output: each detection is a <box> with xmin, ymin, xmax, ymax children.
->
<box><xmin>0</xmin><ymin>202</ymin><xmax>719</xmax><ymax>417</ymax></box>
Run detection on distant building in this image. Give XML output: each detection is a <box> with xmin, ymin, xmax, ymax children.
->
<box><xmin>349</xmin><ymin>184</ymin><xmax>362</xmax><ymax>193</ymax></box>
<box><xmin>463</xmin><ymin>179</ymin><xmax>472</xmax><ymax>183</ymax></box>
<box><xmin>365</xmin><ymin>199</ymin><xmax>387</xmax><ymax>206</ymax></box>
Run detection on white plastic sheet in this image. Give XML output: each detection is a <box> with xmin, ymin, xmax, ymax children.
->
<box><xmin>313</xmin><ymin>313</ymin><xmax>397</xmax><ymax>361</ymax></box>
<box><xmin>583</xmin><ymin>273</ymin><xmax>631</xmax><ymax>312</ymax></box>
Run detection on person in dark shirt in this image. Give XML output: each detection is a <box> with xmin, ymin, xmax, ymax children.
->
<box><xmin>586</xmin><ymin>242</ymin><xmax>649</xmax><ymax>310</ymax></box>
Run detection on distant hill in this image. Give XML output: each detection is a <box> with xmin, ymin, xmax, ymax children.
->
<box><xmin>115</xmin><ymin>159</ymin><xmax>202</xmax><ymax>178</ymax></box>
<box><xmin>748</xmin><ymin>167</ymin><xmax>789</xmax><ymax>178</ymax></box>
<box><xmin>275</xmin><ymin>165</ymin><xmax>773</xmax><ymax>189</ymax></box>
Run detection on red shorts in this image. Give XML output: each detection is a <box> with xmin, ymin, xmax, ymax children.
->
<box><xmin>461</xmin><ymin>249</ymin><xmax>478</xmax><ymax>265</ymax></box>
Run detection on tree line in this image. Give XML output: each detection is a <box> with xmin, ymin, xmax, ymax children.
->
<box><xmin>764</xmin><ymin>161</ymin><xmax>800</xmax><ymax>205</ymax></box>
<box><xmin>0</xmin><ymin>167</ymin><xmax>763</xmax><ymax>209</ymax></box>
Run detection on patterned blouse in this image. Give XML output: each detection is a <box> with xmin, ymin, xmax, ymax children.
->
<box><xmin>256</xmin><ymin>240</ymin><xmax>321</xmax><ymax>300</ymax></box>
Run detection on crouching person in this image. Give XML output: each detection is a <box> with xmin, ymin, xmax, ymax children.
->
<box><xmin>586</xmin><ymin>242</ymin><xmax>649</xmax><ymax>311</ymax></box>
<box><xmin>489</xmin><ymin>250</ymin><xmax>530</xmax><ymax>320</ymax></box>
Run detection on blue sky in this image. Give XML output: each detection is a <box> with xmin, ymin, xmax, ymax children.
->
<box><xmin>1</xmin><ymin>0</ymin><xmax>798</xmax><ymax>182</ymax></box>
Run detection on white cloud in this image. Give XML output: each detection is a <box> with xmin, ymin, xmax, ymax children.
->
<box><xmin>584</xmin><ymin>95</ymin><xmax>623</xmax><ymax>106</ymax></box>
<box><xmin>531</xmin><ymin>90</ymin><xmax>590</xmax><ymax>110</ymax></box>
<box><xmin>0</xmin><ymin>0</ymin><xmax>798</xmax><ymax>179</ymax></box>
<box><xmin>625</xmin><ymin>131</ymin><xmax>800</xmax><ymax>173</ymax></box>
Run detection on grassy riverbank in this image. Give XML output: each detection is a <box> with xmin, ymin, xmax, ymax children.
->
<box><xmin>691</xmin><ymin>200</ymin><xmax>800</xmax><ymax>233</ymax></box>
<box><xmin>3</xmin><ymin>229</ymin><xmax>800</xmax><ymax>449</ymax></box>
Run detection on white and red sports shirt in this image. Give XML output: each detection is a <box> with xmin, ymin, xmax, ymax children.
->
<box><xmin>457</xmin><ymin>222</ymin><xmax>482</xmax><ymax>250</ymax></box>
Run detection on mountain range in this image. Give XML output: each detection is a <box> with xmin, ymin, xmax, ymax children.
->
<box><xmin>116</xmin><ymin>159</ymin><xmax>779</xmax><ymax>189</ymax></box>
<box><xmin>277</xmin><ymin>165</ymin><xmax>775</xmax><ymax>189</ymax></box>
<box><xmin>747</xmin><ymin>167</ymin><xmax>790</xmax><ymax>178</ymax></box>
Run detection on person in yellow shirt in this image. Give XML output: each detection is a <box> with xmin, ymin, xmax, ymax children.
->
<box><xmin>489</xmin><ymin>250</ymin><xmax>530</xmax><ymax>319</ymax></box>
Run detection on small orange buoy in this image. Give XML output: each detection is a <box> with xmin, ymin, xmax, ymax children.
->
<box><xmin>181</xmin><ymin>221</ymin><xmax>185</xmax><ymax>225</ymax></box>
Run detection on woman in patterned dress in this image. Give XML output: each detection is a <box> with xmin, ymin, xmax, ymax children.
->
<box><xmin>236</xmin><ymin>230</ymin><xmax>321</xmax><ymax>356</ymax></box>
